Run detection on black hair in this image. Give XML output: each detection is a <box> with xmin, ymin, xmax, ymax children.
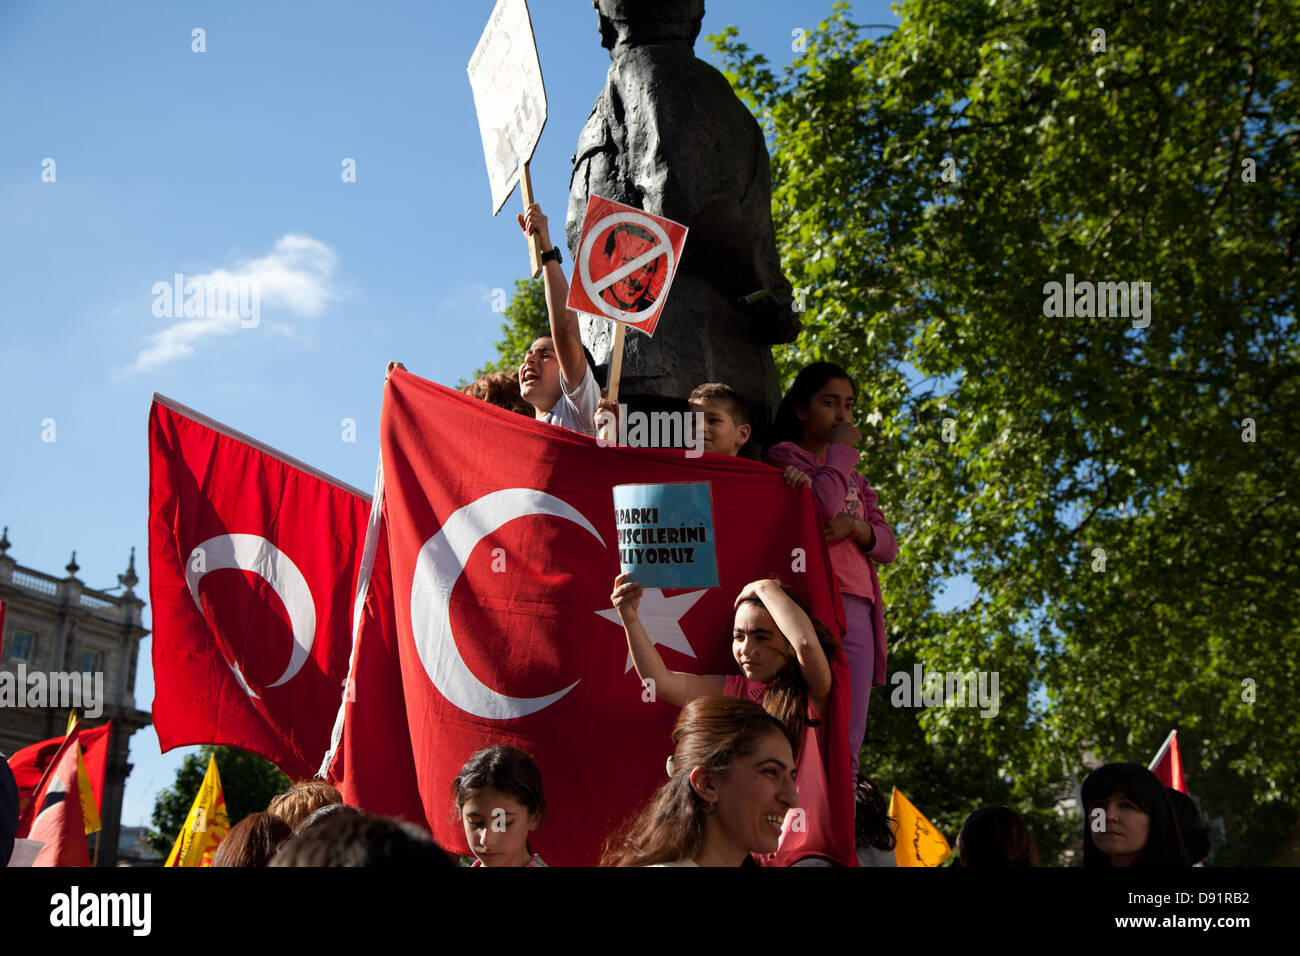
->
<box><xmin>452</xmin><ymin>745</ymin><xmax>547</xmax><ymax>826</ymax></box>
<box><xmin>1081</xmin><ymin>763</ymin><xmax>1189</xmax><ymax>867</ymax></box>
<box><xmin>956</xmin><ymin>805</ymin><xmax>1038</xmax><ymax>867</ymax></box>
<box><xmin>603</xmin><ymin>222</ymin><xmax>658</xmax><ymax>258</ymax></box>
<box><xmin>853</xmin><ymin>775</ymin><xmax>896</xmax><ymax>852</ymax></box>
<box><xmin>270</xmin><ymin>812</ymin><xmax>454</xmax><ymax>867</ymax></box>
<box><xmin>766</xmin><ymin>361</ymin><xmax>857</xmax><ymax>454</ymax></box>
<box><xmin>1165</xmin><ymin>787</ymin><xmax>1211</xmax><ymax>864</ymax></box>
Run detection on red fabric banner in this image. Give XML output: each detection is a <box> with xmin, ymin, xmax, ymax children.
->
<box><xmin>20</xmin><ymin>729</ymin><xmax>89</xmax><ymax>867</ymax></box>
<box><xmin>9</xmin><ymin>722</ymin><xmax>112</xmax><ymax>823</ymax></box>
<box><xmin>148</xmin><ymin>395</ymin><xmax>369</xmax><ymax>780</ymax></box>
<box><xmin>366</xmin><ymin>370</ymin><xmax>853</xmax><ymax>865</ymax></box>
<box><xmin>1150</xmin><ymin>729</ymin><xmax>1187</xmax><ymax>794</ymax></box>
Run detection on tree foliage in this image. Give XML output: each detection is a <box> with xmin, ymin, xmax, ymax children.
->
<box><xmin>471</xmin><ymin>277</ymin><xmax>550</xmax><ymax>381</ymax></box>
<box><xmin>712</xmin><ymin>0</ymin><xmax>1299</xmax><ymax>863</ymax></box>
<box><xmin>147</xmin><ymin>745</ymin><xmax>290</xmax><ymax>856</ymax></box>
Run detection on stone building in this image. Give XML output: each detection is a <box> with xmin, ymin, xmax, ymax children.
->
<box><xmin>0</xmin><ymin>528</ymin><xmax>152</xmax><ymax>866</ymax></box>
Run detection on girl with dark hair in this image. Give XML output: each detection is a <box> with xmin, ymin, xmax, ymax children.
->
<box><xmin>765</xmin><ymin>362</ymin><xmax>897</xmax><ymax>778</ymax></box>
<box><xmin>854</xmin><ymin>774</ymin><xmax>897</xmax><ymax>867</ymax></box>
<box><xmin>452</xmin><ymin>745</ymin><xmax>548</xmax><ymax>867</ymax></box>
<box><xmin>611</xmin><ymin>573</ymin><xmax>846</xmax><ymax>865</ymax></box>
<box><xmin>955</xmin><ymin>805</ymin><xmax>1038</xmax><ymax>867</ymax></box>
<box><xmin>1081</xmin><ymin>763</ymin><xmax>1190</xmax><ymax>867</ymax></box>
<box><xmin>601</xmin><ymin>696</ymin><xmax>798</xmax><ymax>867</ymax></box>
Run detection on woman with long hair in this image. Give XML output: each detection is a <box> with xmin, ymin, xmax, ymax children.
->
<box><xmin>601</xmin><ymin>697</ymin><xmax>798</xmax><ymax>867</ymax></box>
<box><xmin>1081</xmin><ymin>763</ymin><xmax>1190</xmax><ymax>867</ymax></box>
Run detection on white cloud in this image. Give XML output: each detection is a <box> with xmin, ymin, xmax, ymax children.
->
<box><xmin>120</xmin><ymin>234</ymin><xmax>339</xmax><ymax>375</ymax></box>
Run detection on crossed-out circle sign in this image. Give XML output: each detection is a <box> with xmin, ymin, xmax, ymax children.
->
<box><xmin>566</xmin><ymin>195</ymin><xmax>689</xmax><ymax>337</ymax></box>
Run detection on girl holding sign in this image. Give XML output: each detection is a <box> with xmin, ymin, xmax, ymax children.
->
<box><xmin>765</xmin><ymin>362</ymin><xmax>898</xmax><ymax>778</ymax></box>
<box><xmin>610</xmin><ymin>572</ymin><xmax>843</xmax><ymax>865</ymax></box>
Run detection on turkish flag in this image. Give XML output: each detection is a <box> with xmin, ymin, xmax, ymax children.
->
<box><xmin>320</xmin><ymin>468</ymin><xmax>426</xmax><ymax>825</ymax></box>
<box><xmin>148</xmin><ymin>395</ymin><xmax>369</xmax><ymax>780</ymax></box>
<box><xmin>20</xmin><ymin>729</ymin><xmax>89</xmax><ymax>867</ymax></box>
<box><xmin>371</xmin><ymin>370</ymin><xmax>853</xmax><ymax>865</ymax></box>
<box><xmin>10</xmin><ymin>722</ymin><xmax>112</xmax><ymax>824</ymax></box>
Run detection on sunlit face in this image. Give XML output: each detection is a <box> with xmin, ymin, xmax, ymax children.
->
<box><xmin>1089</xmin><ymin>790</ymin><xmax>1150</xmax><ymax>866</ymax></box>
<box><xmin>732</xmin><ymin>602</ymin><xmax>795</xmax><ymax>683</ymax></box>
<box><xmin>690</xmin><ymin>400</ymin><xmax>750</xmax><ymax>456</ymax></box>
<box><xmin>709</xmin><ymin>731</ymin><xmax>799</xmax><ymax>857</ymax></box>
<box><xmin>796</xmin><ymin>377</ymin><xmax>855</xmax><ymax>447</ymax></box>
<box><xmin>604</xmin><ymin>230</ymin><xmax>660</xmax><ymax>311</ymax></box>
<box><xmin>519</xmin><ymin>337</ymin><xmax>561</xmax><ymax>413</ymax></box>
<box><xmin>460</xmin><ymin>787</ymin><xmax>540</xmax><ymax>867</ymax></box>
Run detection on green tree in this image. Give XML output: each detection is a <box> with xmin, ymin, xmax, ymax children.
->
<box><xmin>713</xmin><ymin>0</ymin><xmax>1298</xmax><ymax>863</ymax></box>
<box><xmin>471</xmin><ymin>277</ymin><xmax>550</xmax><ymax>382</ymax></box>
<box><xmin>147</xmin><ymin>746</ymin><xmax>291</xmax><ymax>856</ymax></box>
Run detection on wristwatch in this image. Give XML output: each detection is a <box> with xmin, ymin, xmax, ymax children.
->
<box><xmin>540</xmin><ymin>247</ymin><xmax>563</xmax><ymax>266</ymax></box>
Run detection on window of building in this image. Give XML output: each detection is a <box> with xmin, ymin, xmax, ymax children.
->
<box><xmin>79</xmin><ymin>649</ymin><xmax>103</xmax><ymax>675</ymax></box>
<box><xmin>11</xmin><ymin>631</ymin><xmax>36</xmax><ymax>661</ymax></box>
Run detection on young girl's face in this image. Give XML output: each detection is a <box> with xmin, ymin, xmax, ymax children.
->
<box><xmin>732</xmin><ymin>603</ymin><xmax>796</xmax><ymax>683</ymax></box>
<box><xmin>796</xmin><ymin>377</ymin><xmax>855</xmax><ymax>446</ymax></box>
<box><xmin>460</xmin><ymin>786</ymin><xmax>539</xmax><ymax>867</ymax></box>
<box><xmin>1089</xmin><ymin>789</ymin><xmax>1150</xmax><ymax>866</ymax></box>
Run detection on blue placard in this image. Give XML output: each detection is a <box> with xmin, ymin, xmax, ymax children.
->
<box><xmin>612</xmin><ymin>482</ymin><xmax>718</xmax><ymax>589</ymax></box>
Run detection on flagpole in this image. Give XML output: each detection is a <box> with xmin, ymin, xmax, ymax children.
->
<box><xmin>1148</xmin><ymin>729</ymin><xmax>1177</xmax><ymax>771</ymax></box>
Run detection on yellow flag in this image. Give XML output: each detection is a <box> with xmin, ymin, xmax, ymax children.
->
<box><xmin>64</xmin><ymin>711</ymin><xmax>101</xmax><ymax>835</ymax></box>
<box><xmin>165</xmin><ymin>754</ymin><xmax>230</xmax><ymax>867</ymax></box>
<box><xmin>889</xmin><ymin>787</ymin><xmax>951</xmax><ymax>867</ymax></box>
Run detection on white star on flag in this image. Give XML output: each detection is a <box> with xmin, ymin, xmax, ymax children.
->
<box><xmin>595</xmin><ymin>588</ymin><xmax>709</xmax><ymax>672</ymax></box>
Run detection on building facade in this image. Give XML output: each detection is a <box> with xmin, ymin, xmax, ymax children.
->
<box><xmin>0</xmin><ymin>528</ymin><xmax>152</xmax><ymax>866</ymax></box>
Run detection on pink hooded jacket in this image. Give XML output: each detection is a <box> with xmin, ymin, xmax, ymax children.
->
<box><xmin>765</xmin><ymin>441</ymin><xmax>898</xmax><ymax>686</ymax></box>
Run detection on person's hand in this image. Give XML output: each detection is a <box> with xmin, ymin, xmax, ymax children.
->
<box><xmin>516</xmin><ymin>203</ymin><xmax>553</xmax><ymax>252</ymax></box>
<box><xmin>782</xmin><ymin>466</ymin><xmax>811</xmax><ymax>490</ymax></box>
<box><xmin>596</xmin><ymin>391</ymin><xmax>620</xmax><ymax>435</ymax></box>
<box><xmin>386</xmin><ymin>360</ymin><xmax>407</xmax><ymax>380</ymax></box>
<box><xmin>825</xmin><ymin>513</ymin><xmax>856</xmax><ymax>542</ymax></box>
<box><xmin>853</xmin><ymin>516</ymin><xmax>876</xmax><ymax>550</ymax></box>
<box><xmin>611</xmin><ymin>571</ymin><xmax>643</xmax><ymax>620</ymax></box>
<box><xmin>829</xmin><ymin>423</ymin><xmax>862</xmax><ymax>449</ymax></box>
<box><xmin>734</xmin><ymin>578</ymin><xmax>781</xmax><ymax>609</ymax></box>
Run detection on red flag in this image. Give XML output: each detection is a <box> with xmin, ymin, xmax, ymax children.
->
<box><xmin>148</xmin><ymin>395</ymin><xmax>370</xmax><ymax>779</ymax></box>
<box><xmin>1149</xmin><ymin>729</ymin><xmax>1187</xmax><ymax>793</ymax></box>
<box><xmin>10</xmin><ymin>722</ymin><xmax>112</xmax><ymax>824</ymax></box>
<box><xmin>320</xmin><ymin>464</ymin><xmax>426</xmax><ymax>825</ymax></box>
<box><xmin>368</xmin><ymin>370</ymin><xmax>854</xmax><ymax>865</ymax></box>
<box><xmin>20</xmin><ymin>729</ymin><xmax>89</xmax><ymax>866</ymax></box>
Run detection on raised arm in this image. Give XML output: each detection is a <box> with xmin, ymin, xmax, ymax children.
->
<box><xmin>518</xmin><ymin>203</ymin><xmax>587</xmax><ymax>392</ymax></box>
<box><xmin>735</xmin><ymin>580</ymin><xmax>831</xmax><ymax>717</ymax></box>
<box><xmin>611</xmin><ymin>572</ymin><xmax>724</xmax><ymax>708</ymax></box>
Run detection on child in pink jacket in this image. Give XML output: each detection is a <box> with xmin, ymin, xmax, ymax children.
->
<box><xmin>766</xmin><ymin>362</ymin><xmax>897</xmax><ymax>776</ymax></box>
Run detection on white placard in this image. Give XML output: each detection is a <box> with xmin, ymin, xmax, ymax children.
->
<box><xmin>467</xmin><ymin>0</ymin><xmax>548</xmax><ymax>214</ymax></box>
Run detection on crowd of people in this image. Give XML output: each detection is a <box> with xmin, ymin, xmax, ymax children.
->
<box><xmin>343</xmin><ymin>202</ymin><xmax>1216</xmax><ymax>868</ymax></box>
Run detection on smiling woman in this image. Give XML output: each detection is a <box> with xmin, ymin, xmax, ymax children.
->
<box><xmin>600</xmin><ymin>696</ymin><xmax>798</xmax><ymax>867</ymax></box>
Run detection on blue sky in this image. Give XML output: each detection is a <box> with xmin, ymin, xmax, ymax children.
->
<box><xmin>0</xmin><ymin>0</ymin><xmax>915</xmax><ymax>829</ymax></box>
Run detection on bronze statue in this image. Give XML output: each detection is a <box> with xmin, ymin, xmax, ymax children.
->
<box><xmin>566</xmin><ymin>0</ymin><xmax>799</xmax><ymax>434</ymax></box>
